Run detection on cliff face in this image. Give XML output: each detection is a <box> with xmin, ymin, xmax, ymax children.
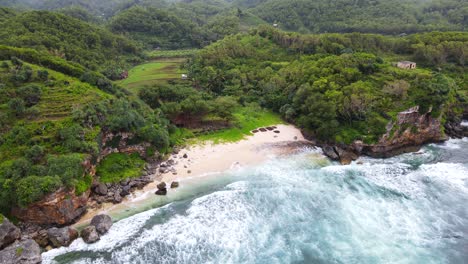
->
<box><xmin>323</xmin><ymin>106</ymin><xmax>447</xmax><ymax>163</ymax></box>
<box><xmin>11</xmin><ymin>188</ymin><xmax>90</xmax><ymax>226</ymax></box>
<box><xmin>11</xmin><ymin>131</ymin><xmax>154</xmax><ymax>227</ymax></box>
<box><xmin>362</xmin><ymin>106</ymin><xmax>447</xmax><ymax>158</ymax></box>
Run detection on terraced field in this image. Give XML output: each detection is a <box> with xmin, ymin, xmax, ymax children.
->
<box><xmin>118</xmin><ymin>58</ymin><xmax>187</xmax><ymax>92</ymax></box>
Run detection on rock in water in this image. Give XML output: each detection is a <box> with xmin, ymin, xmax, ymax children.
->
<box><xmin>322</xmin><ymin>146</ymin><xmax>339</xmax><ymax>160</ymax></box>
<box><xmin>90</xmin><ymin>214</ymin><xmax>113</xmax><ymax>235</ymax></box>
<box><xmin>81</xmin><ymin>226</ymin><xmax>100</xmax><ymax>244</ymax></box>
<box><xmin>47</xmin><ymin>227</ymin><xmax>78</xmax><ymax>248</ymax></box>
<box><xmin>171</xmin><ymin>181</ymin><xmax>179</xmax><ymax>188</ymax></box>
<box><xmin>0</xmin><ymin>239</ymin><xmax>41</xmax><ymax>264</ymax></box>
<box><xmin>0</xmin><ymin>216</ymin><xmax>21</xmax><ymax>250</ymax></box>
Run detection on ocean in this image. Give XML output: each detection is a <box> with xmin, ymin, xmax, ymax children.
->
<box><xmin>43</xmin><ymin>138</ymin><xmax>468</xmax><ymax>264</ymax></box>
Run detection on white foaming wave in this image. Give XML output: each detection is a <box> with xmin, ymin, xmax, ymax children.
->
<box><xmin>435</xmin><ymin>138</ymin><xmax>463</xmax><ymax>149</ymax></box>
<box><xmin>461</xmin><ymin>121</ymin><xmax>468</xmax><ymax>127</ymax></box>
<box><xmin>417</xmin><ymin>163</ymin><xmax>468</xmax><ymax>191</ymax></box>
<box><xmin>41</xmin><ymin>205</ymin><xmax>168</xmax><ymax>264</ymax></box>
<box><xmin>110</xmin><ymin>188</ymin><xmax>257</xmax><ymax>264</ymax></box>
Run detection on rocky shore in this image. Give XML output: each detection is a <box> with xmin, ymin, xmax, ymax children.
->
<box><xmin>320</xmin><ymin>106</ymin><xmax>468</xmax><ymax>164</ymax></box>
<box><xmin>2</xmin><ymin>107</ymin><xmax>466</xmax><ymax>261</ymax></box>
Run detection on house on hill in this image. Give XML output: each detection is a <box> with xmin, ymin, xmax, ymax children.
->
<box><xmin>397</xmin><ymin>61</ymin><xmax>416</xmax><ymax>69</ymax></box>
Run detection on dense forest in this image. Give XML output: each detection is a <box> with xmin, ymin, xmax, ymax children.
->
<box><xmin>187</xmin><ymin>27</ymin><xmax>467</xmax><ymax>143</ymax></box>
<box><xmin>0</xmin><ymin>0</ymin><xmax>466</xmax><ymax>219</ymax></box>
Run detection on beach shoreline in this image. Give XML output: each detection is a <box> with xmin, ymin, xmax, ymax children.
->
<box><xmin>75</xmin><ymin>124</ymin><xmax>313</xmax><ymax>226</ymax></box>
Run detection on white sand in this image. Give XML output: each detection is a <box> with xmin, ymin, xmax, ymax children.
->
<box><xmin>75</xmin><ymin>124</ymin><xmax>310</xmax><ymax>226</ymax></box>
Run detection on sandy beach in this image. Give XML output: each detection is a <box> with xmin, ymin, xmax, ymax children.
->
<box><xmin>75</xmin><ymin>124</ymin><xmax>312</xmax><ymax>226</ymax></box>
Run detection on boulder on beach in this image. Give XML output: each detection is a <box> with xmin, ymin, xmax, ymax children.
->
<box><xmin>81</xmin><ymin>226</ymin><xmax>100</xmax><ymax>244</ymax></box>
<box><xmin>266</xmin><ymin>126</ymin><xmax>275</xmax><ymax>131</ymax></box>
<box><xmin>156</xmin><ymin>181</ymin><xmax>167</xmax><ymax>195</ymax></box>
<box><xmin>259</xmin><ymin>128</ymin><xmax>267</xmax><ymax>132</ymax></box>
<box><xmin>0</xmin><ymin>239</ymin><xmax>41</xmax><ymax>264</ymax></box>
<box><xmin>157</xmin><ymin>182</ymin><xmax>166</xmax><ymax>190</ymax></box>
<box><xmin>155</xmin><ymin>189</ymin><xmax>167</xmax><ymax>195</ymax></box>
<box><xmin>252</xmin><ymin>129</ymin><xmax>259</xmax><ymax>133</ymax></box>
<box><xmin>183</xmin><ymin>153</ymin><xmax>188</xmax><ymax>158</ymax></box>
<box><xmin>47</xmin><ymin>226</ymin><xmax>78</xmax><ymax>248</ymax></box>
<box><xmin>273</xmin><ymin>130</ymin><xmax>280</xmax><ymax>134</ymax></box>
<box><xmin>0</xmin><ymin>215</ymin><xmax>21</xmax><ymax>250</ymax></box>
<box><xmin>90</xmin><ymin>214</ymin><xmax>113</xmax><ymax>235</ymax></box>
<box><xmin>171</xmin><ymin>181</ymin><xmax>179</xmax><ymax>188</ymax></box>
<box><xmin>94</xmin><ymin>183</ymin><xmax>108</xmax><ymax>196</ymax></box>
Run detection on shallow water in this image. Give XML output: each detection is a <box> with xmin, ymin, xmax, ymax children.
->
<box><xmin>43</xmin><ymin>139</ymin><xmax>468</xmax><ymax>264</ymax></box>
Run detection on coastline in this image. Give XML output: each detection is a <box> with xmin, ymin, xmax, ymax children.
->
<box><xmin>75</xmin><ymin>124</ymin><xmax>312</xmax><ymax>226</ymax></box>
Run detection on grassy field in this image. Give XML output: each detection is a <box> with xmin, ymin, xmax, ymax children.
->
<box><xmin>117</xmin><ymin>58</ymin><xmax>187</xmax><ymax>92</ymax></box>
<box><xmin>146</xmin><ymin>49</ymin><xmax>198</xmax><ymax>59</ymax></box>
<box><xmin>193</xmin><ymin>105</ymin><xmax>285</xmax><ymax>144</ymax></box>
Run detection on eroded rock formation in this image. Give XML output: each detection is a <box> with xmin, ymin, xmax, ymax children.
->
<box><xmin>11</xmin><ymin>188</ymin><xmax>90</xmax><ymax>226</ymax></box>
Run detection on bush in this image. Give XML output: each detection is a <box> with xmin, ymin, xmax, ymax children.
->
<box><xmin>47</xmin><ymin>154</ymin><xmax>85</xmax><ymax>187</ymax></box>
<box><xmin>75</xmin><ymin>174</ymin><xmax>92</xmax><ymax>195</ymax></box>
<box><xmin>16</xmin><ymin>176</ymin><xmax>61</xmax><ymax>206</ymax></box>
<box><xmin>8</xmin><ymin>98</ymin><xmax>26</xmax><ymax>116</ymax></box>
<box><xmin>17</xmin><ymin>84</ymin><xmax>42</xmax><ymax>107</ymax></box>
<box><xmin>25</xmin><ymin>145</ymin><xmax>45</xmax><ymax>163</ymax></box>
<box><xmin>96</xmin><ymin>153</ymin><xmax>145</xmax><ymax>183</ymax></box>
<box><xmin>137</xmin><ymin>125</ymin><xmax>170</xmax><ymax>151</ymax></box>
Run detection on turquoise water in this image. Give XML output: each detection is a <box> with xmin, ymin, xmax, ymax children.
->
<box><xmin>43</xmin><ymin>139</ymin><xmax>468</xmax><ymax>264</ymax></box>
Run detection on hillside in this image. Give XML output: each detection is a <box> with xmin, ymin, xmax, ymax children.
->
<box><xmin>248</xmin><ymin>0</ymin><xmax>468</xmax><ymax>34</ymax></box>
<box><xmin>0</xmin><ymin>10</ymin><xmax>141</xmax><ymax>79</ymax></box>
<box><xmin>188</xmin><ymin>27</ymin><xmax>467</xmax><ymax>144</ymax></box>
<box><xmin>0</xmin><ymin>47</ymin><xmax>172</xmax><ymax>216</ymax></box>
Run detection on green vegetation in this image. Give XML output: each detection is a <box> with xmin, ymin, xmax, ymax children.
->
<box><xmin>0</xmin><ymin>0</ymin><xmax>466</xmax><ymax>220</ymax></box>
<box><xmin>75</xmin><ymin>174</ymin><xmax>93</xmax><ymax>195</ymax></box>
<box><xmin>188</xmin><ymin>27</ymin><xmax>466</xmax><ymax>143</ymax></box>
<box><xmin>146</xmin><ymin>49</ymin><xmax>199</xmax><ymax>59</ymax></box>
<box><xmin>0</xmin><ymin>213</ymin><xmax>4</xmax><ymax>224</ymax></box>
<box><xmin>96</xmin><ymin>153</ymin><xmax>145</xmax><ymax>183</ymax></box>
<box><xmin>15</xmin><ymin>247</ymin><xmax>23</xmax><ymax>256</ymax></box>
<box><xmin>117</xmin><ymin>59</ymin><xmax>186</xmax><ymax>91</ymax></box>
<box><xmin>195</xmin><ymin>105</ymin><xmax>284</xmax><ymax>143</ymax></box>
<box><xmin>0</xmin><ymin>10</ymin><xmax>140</xmax><ymax>80</ymax></box>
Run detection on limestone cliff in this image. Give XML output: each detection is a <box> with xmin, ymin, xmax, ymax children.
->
<box><xmin>11</xmin><ymin>188</ymin><xmax>90</xmax><ymax>226</ymax></box>
<box><xmin>323</xmin><ymin>106</ymin><xmax>447</xmax><ymax>163</ymax></box>
<box><xmin>362</xmin><ymin>106</ymin><xmax>447</xmax><ymax>158</ymax></box>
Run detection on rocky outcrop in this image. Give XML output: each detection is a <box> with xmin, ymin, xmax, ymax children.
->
<box><xmin>47</xmin><ymin>227</ymin><xmax>78</xmax><ymax>248</ymax></box>
<box><xmin>0</xmin><ymin>239</ymin><xmax>41</xmax><ymax>264</ymax></box>
<box><xmin>90</xmin><ymin>214</ymin><xmax>113</xmax><ymax>235</ymax></box>
<box><xmin>321</xmin><ymin>107</ymin><xmax>447</xmax><ymax>163</ymax></box>
<box><xmin>100</xmin><ymin>132</ymin><xmax>153</xmax><ymax>161</ymax></box>
<box><xmin>11</xmin><ymin>188</ymin><xmax>90</xmax><ymax>226</ymax></box>
<box><xmin>81</xmin><ymin>226</ymin><xmax>100</xmax><ymax>244</ymax></box>
<box><xmin>0</xmin><ymin>216</ymin><xmax>21</xmax><ymax>250</ymax></box>
<box><xmin>362</xmin><ymin>106</ymin><xmax>446</xmax><ymax>158</ymax></box>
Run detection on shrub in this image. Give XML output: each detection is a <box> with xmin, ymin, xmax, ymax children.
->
<box><xmin>75</xmin><ymin>174</ymin><xmax>92</xmax><ymax>195</ymax></box>
<box><xmin>97</xmin><ymin>153</ymin><xmax>145</xmax><ymax>183</ymax></box>
<box><xmin>16</xmin><ymin>176</ymin><xmax>61</xmax><ymax>206</ymax></box>
<box><xmin>47</xmin><ymin>154</ymin><xmax>85</xmax><ymax>187</ymax></box>
<box><xmin>8</xmin><ymin>98</ymin><xmax>26</xmax><ymax>116</ymax></box>
<box><xmin>25</xmin><ymin>145</ymin><xmax>45</xmax><ymax>163</ymax></box>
